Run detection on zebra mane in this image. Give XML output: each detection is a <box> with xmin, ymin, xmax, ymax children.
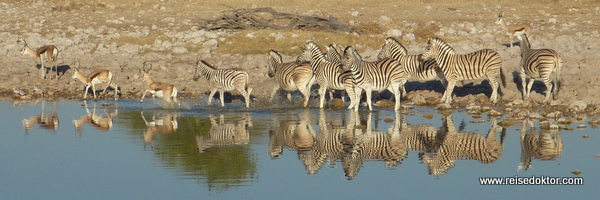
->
<box><xmin>385</xmin><ymin>37</ymin><xmax>408</xmax><ymax>55</ymax></box>
<box><xmin>200</xmin><ymin>60</ymin><xmax>218</xmax><ymax>69</ymax></box>
<box><xmin>519</xmin><ymin>34</ymin><xmax>531</xmax><ymax>49</ymax></box>
<box><xmin>429</xmin><ymin>38</ymin><xmax>455</xmax><ymax>54</ymax></box>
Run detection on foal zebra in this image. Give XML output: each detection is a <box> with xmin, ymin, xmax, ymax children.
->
<box><xmin>377</xmin><ymin>37</ymin><xmax>446</xmax><ymax>96</ymax></box>
<box><xmin>195</xmin><ymin>60</ymin><xmax>252</xmax><ymax>108</ymax></box>
<box><xmin>420</xmin><ymin>38</ymin><xmax>507</xmax><ymax>104</ymax></box>
<box><xmin>266</xmin><ymin>50</ymin><xmax>315</xmax><ymax>107</ymax></box>
<box><xmin>297</xmin><ymin>41</ymin><xmax>358</xmax><ymax>109</ymax></box>
<box><xmin>518</xmin><ymin>34</ymin><xmax>562</xmax><ymax>103</ymax></box>
<box><xmin>342</xmin><ymin>46</ymin><xmax>407</xmax><ymax>111</ymax></box>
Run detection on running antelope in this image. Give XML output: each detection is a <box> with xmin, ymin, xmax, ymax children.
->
<box><xmin>17</xmin><ymin>39</ymin><xmax>59</xmax><ymax>79</ymax></box>
<box><xmin>495</xmin><ymin>12</ymin><xmax>532</xmax><ymax>47</ymax></box>
<box><xmin>140</xmin><ymin>62</ymin><xmax>180</xmax><ymax>106</ymax></box>
<box><xmin>71</xmin><ymin>62</ymin><xmax>119</xmax><ymax>100</ymax></box>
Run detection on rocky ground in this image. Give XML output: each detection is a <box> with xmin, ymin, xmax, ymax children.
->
<box><xmin>2</xmin><ymin>1</ymin><xmax>600</xmax><ymax>119</ymax></box>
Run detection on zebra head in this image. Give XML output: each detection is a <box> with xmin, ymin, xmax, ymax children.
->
<box><xmin>377</xmin><ymin>37</ymin><xmax>408</xmax><ymax>60</ymax></box>
<box><xmin>341</xmin><ymin>46</ymin><xmax>361</xmax><ymax>72</ymax></box>
<box><xmin>325</xmin><ymin>44</ymin><xmax>342</xmax><ymax>64</ymax></box>
<box><xmin>296</xmin><ymin>47</ymin><xmax>311</xmax><ymax>63</ymax></box>
<box><xmin>267</xmin><ymin>50</ymin><xmax>282</xmax><ymax>78</ymax></box>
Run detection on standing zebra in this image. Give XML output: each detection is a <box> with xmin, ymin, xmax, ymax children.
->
<box><xmin>195</xmin><ymin>60</ymin><xmax>252</xmax><ymax>108</ymax></box>
<box><xmin>377</xmin><ymin>37</ymin><xmax>446</xmax><ymax>96</ymax></box>
<box><xmin>266</xmin><ymin>50</ymin><xmax>315</xmax><ymax>107</ymax></box>
<box><xmin>518</xmin><ymin>34</ymin><xmax>562</xmax><ymax>103</ymax></box>
<box><xmin>341</xmin><ymin>46</ymin><xmax>407</xmax><ymax>111</ymax></box>
<box><xmin>420</xmin><ymin>38</ymin><xmax>507</xmax><ymax>104</ymax></box>
<box><xmin>297</xmin><ymin>41</ymin><xmax>358</xmax><ymax>109</ymax></box>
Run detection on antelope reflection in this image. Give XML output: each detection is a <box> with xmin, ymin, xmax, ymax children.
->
<box><xmin>22</xmin><ymin>101</ymin><xmax>59</xmax><ymax>132</ymax></box>
<box><xmin>419</xmin><ymin>114</ymin><xmax>505</xmax><ymax>175</ymax></box>
<box><xmin>73</xmin><ymin>102</ymin><xmax>116</xmax><ymax>133</ymax></box>
<box><xmin>196</xmin><ymin>113</ymin><xmax>252</xmax><ymax>153</ymax></box>
<box><xmin>141</xmin><ymin>111</ymin><xmax>178</xmax><ymax>146</ymax></box>
<box><xmin>518</xmin><ymin>119</ymin><xmax>563</xmax><ymax>171</ymax></box>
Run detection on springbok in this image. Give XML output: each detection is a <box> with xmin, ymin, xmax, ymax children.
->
<box><xmin>140</xmin><ymin>62</ymin><xmax>180</xmax><ymax>106</ymax></box>
<box><xmin>71</xmin><ymin>62</ymin><xmax>119</xmax><ymax>100</ymax></box>
<box><xmin>22</xmin><ymin>101</ymin><xmax>59</xmax><ymax>132</ymax></box>
<box><xmin>495</xmin><ymin>12</ymin><xmax>532</xmax><ymax>47</ymax></box>
<box><xmin>17</xmin><ymin>39</ymin><xmax>59</xmax><ymax>79</ymax></box>
<box><xmin>141</xmin><ymin>111</ymin><xmax>178</xmax><ymax>147</ymax></box>
<box><xmin>73</xmin><ymin>101</ymin><xmax>115</xmax><ymax>132</ymax></box>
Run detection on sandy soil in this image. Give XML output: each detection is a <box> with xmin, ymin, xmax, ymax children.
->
<box><xmin>1</xmin><ymin>1</ymin><xmax>599</xmax><ymax>116</ymax></box>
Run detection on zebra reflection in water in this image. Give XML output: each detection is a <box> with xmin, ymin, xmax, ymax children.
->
<box><xmin>419</xmin><ymin>114</ymin><xmax>506</xmax><ymax>175</ymax></box>
<box><xmin>518</xmin><ymin>119</ymin><xmax>563</xmax><ymax>171</ymax></box>
<box><xmin>196</xmin><ymin>113</ymin><xmax>252</xmax><ymax>153</ymax></box>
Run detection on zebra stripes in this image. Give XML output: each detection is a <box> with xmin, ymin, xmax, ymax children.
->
<box><xmin>196</xmin><ymin>60</ymin><xmax>253</xmax><ymax>108</ymax></box>
<box><xmin>518</xmin><ymin>34</ymin><xmax>562</xmax><ymax>103</ymax></box>
<box><xmin>297</xmin><ymin>41</ymin><xmax>358</xmax><ymax>109</ymax></box>
<box><xmin>420</xmin><ymin>114</ymin><xmax>505</xmax><ymax>175</ymax></box>
<box><xmin>518</xmin><ymin>119</ymin><xmax>563</xmax><ymax>171</ymax></box>
<box><xmin>378</xmin><ymin>37</ymin><xmax>446</xmax><ymax>96</ymax></box>
<box><xmin>420</xmin><ymin>38</ymin><xmax>507</xmax><ymax>104</ymax></box>
<box><xmin>267</xmin><ymin>50</ymin><xmax>315</xmax><ymax>107</ymax></box>
<box><xmin>196</xmin><ymin>114</ymin><xmax>251</xmax><ymax>153</ymax></box>
<box><xmin>342</xmin><ymin>46</ymin><xmax>407</xmax><ymax>111</ymax></box>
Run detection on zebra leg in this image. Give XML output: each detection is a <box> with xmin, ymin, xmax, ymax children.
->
<box><xmin>365</xmin><ymin>88</ymin><xmax>373</xmax><ymax>111</ymax></box>
<box><xmin>526</xmin><ymin>79</ymin><xmax>535</xmax><ymax>101</ymax></box>
<box><xmin>237</xmin><ymin>87</ymin><xmax>251</xmax><ymax>108</ymax></box>
<box><xmin>442</xmin><ymin>81</ymin><xmax>456</xmax><ymax>104</ymax></box>
<box><xmin>341</xmin><ymin>90</ymin><xmax>346</xmax><ymax>102</ymax></box>
<box><xmin>269</xmin><ymin>87</ymin><xmax>279</xmax><ymax>102</ymax></box>
<box><xmin>388</xmin><ymin>84</ymin><xmax>401</xmax><ymax>110</ymax></box>
<box><xmin>351</xmin><ymin>87</ymin><xmax>362</xmax><ymax>111</ymax></box>
<box><xmin>219</xmin><ymin>89</ymin><xmax>225</xmax><ymax>107</ymax></box>
<box><xmin>208</xmin><ymin>89</ymin><xmax>217</xmax><ymax>105</ymax></box>
<box><xmin>520</xmin><ymin>72</ymin><xmax>528</xmax><ymax>100</ymax></box>
<box><xmin>318</xmin><ymin>87</ymin><xmax>327</xmax><ymax>108</ymax></box>
<box><xmin>490</xmin><ymin>79</ymin><xmax>500</xmax><ymax>104</ymax></box>
<box><xmin>543</xmin><ymin>80</ymin><xmax>553</xmax><ymax>103</ymax></box>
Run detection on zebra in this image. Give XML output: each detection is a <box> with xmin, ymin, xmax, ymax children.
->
<box><xmin>195</xmin><ymin>60</ymin><xmax>252</xmax><ymax>108</ymax></box>
<box><xmin>266</xmin><ymin>50</ymin><xmax>315</xmax><ymax>107</ymax></box>
<box><xmin>341</xmin><ymin>46</ymin><xmax>408</xmax><ymax>111</ymax></box>
<box><xmin>377</xmin><ymin>37</ymin><xmax>446</xmax><ymax>96</ymax></box>
<box><xmin>196</xmin><ymin>113</ymin><xmax>251</xmax><ymax>153</ymax></box>
<box><xmin>325</xmin><ymin>43</ymin><xmax>343</xmax><ymax>64</ymax></box>
<box><xmin>518</xmin><ymin>34</ymin><xmax>562</xmax><ymax>103</ymax></box>
<box><xmin>342</xmin><ymin>111</ymin><xmax>407</xmax><ymax>179</ymax></box>
<box><xmin>420</xmin><ymin>38</ymin><xmax>507</xmax><ymax>104</ymax></box>
<box><xmin>419</xmin><ymin>113</ymin><xmax>505</xmax><ymax>175</ymax></box>
<box><xmin>297</xmin><ymin>41</ymin><xmax>358</xmax><ymax>109</ymax></box>
<box><xmin>518</xmin><ymin>119</ymin><xmax>563</xmax><ymax>171</ymax></box>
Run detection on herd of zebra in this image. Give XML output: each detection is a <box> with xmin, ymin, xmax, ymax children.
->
<box><xmin>266</xmin><ymin>110</ymin><xmax>562</xmax><ymax>178</ymax></box>
<box><xmin>208</xmin><ymin>35</ymin><xmax>562</xmax><ymax>110</ymax></box>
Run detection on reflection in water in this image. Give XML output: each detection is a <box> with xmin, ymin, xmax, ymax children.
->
<box><xmin>195</xmin><ymin>113</ymin><xmax>252</xmax><ymax>153</ymax></box>
<box><xmin>22</xmin><ymin>101</ymin><xmax>59</xmax><ymax>132</ymax></box>
<box><xmin>419</xmin><ymin>114</ymin><xmax>506</xmax><ymax>175</ymax></box>
<box><xmin>73</xmin><ymin>101</ymin><xmax>117</xmax><ymax>133</ymax></box>
<box><xmin>269</xmin><ymin>110</ymin><xmax>507</xmax><ymax>178</ymax></box>
<box><xmin>342</xmin><ymin>111</ymin><xmax>407</xmax><ymax>179</ymax></box>
<box><xmin>519</xmin><ymin>119</ymin><xmax>563</xmax><ymax>171</ymax></box>
<box><xmin>141</xmin><ymin>111</ymin><xmax>178</xmax><ymax>147</ymax></box>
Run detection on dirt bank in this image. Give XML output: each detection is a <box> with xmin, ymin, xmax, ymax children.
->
<box><xmin>2</xmin><ymin>1</ymin><xmax>599</xmax><ymax>116</ymax></box>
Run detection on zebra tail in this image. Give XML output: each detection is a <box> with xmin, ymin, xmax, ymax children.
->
<box><xmin>500</xmin><ymin>66</ymin><xmax>507</xmax><ymax>89</ymax></box>
<box><xmin>555</xmin><ymin>55</ymin><xmax>563</xmax><ymax>94</ymax></box>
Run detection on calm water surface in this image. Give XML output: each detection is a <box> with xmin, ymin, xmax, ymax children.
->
<box><xmin>1</xmin><ymin>100</ymin><xmax>598</xmax><ymax>199</ymax></box>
